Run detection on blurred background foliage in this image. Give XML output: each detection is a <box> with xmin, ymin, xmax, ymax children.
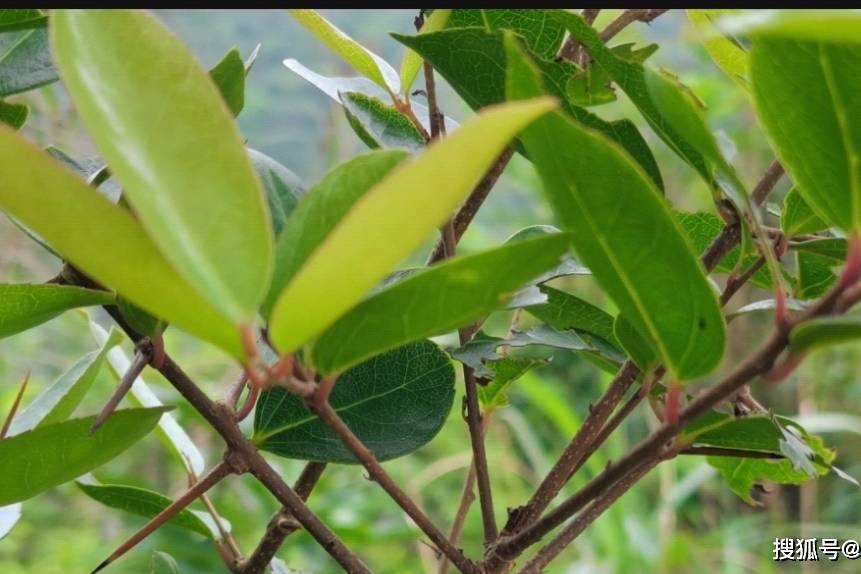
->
<box><xmin>1</xmin><ymin>9</ymin><xmax>859</xmax><ymax>574</ymax></box>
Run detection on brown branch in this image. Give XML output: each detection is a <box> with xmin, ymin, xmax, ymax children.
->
<box><xmin>720</xmin><ymin>256</ymin><xmax>766</xmax><ymax>306</ymax></box>
<box><xmin>438</xmin><ymin>464</ymin><xmax>477</xmax><ymax>574</ymax></box>
<box><xmin>238</xmin><ymin>462</ymin><xmax>328</xmax><ymax>574</ymax></box>
<box><xmin>309</xmin><ymin>400</ymin><xmax>481</xmax><ymax>574</ymax></box>
<box><xmin>91</xmin><ymin>343</ymin><xmax>152</xmax><ymax>434</ymax></box>
<box><xmin>600</xmin><ymin>9</ymin><xmax>670</xmax><ymax>42</ymax></box>
<box><xmin>751</xmin><ymin>160</ymin><xmax>785</xmax><ymax>206</ymax></box>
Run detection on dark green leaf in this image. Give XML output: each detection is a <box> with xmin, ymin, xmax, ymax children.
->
<box><xmin>0</xmin><ymin>407</ymin><xmax>169</xmax><ymax>506</ymax></box>
<box><xmin>448</xmin><ymin>9</ymin><xmax>566</xmax><ymax>59</ymax></box>
<box><xmin>506</xmin><ymin>35</ymin><xmax>725</xmax><ymax>381</ymax></box>
<box><xmin>567</xmin><ymin>43</ymin><xmax>658</xmax><ymax>107</ymax></box>
<box><xmin>311</xmin><ymin>233</ymin><xmax>571</xmax><ymax>374</ymax></box>
<box><xmin>254</xmin><ymin>341</ymin><xmax>455</xmax><ymax>463</ymax></box>
<box><xmin>77</xmin><ymin>482</ymin><xmax>216</xmax><ymax>539</ymax></box>
<box><xmin>209</xmin><ymin>47</ymin><xmax>245</xmax><ymax>116</ymax></box>
<box><xmin>795</xmin><ymin>250</ymin><xmax>837</xmax><ymax>300</ymax></box>
<box><xmin>790</xmin><ymin>238</ymin><xmax>846</xmax><ymax>263</ymax></box>
<box><xmin>248</xmin><ymin>148</ymin><xmax>305</xmax><ymax>237</ymax></box>
<box><xmin>151</xmin><ymin>551</ymin><xmax>179</xmax><ymax>574</ymax></box>
<box><xmin>0</xmin><ymin>284</ymin><xmax>115</xmax><ymax>339</ymax></box>
<box><xmin>0</xmin><ymin>10</ymin><xmax>47</xmax><ymax>33</ymax></box>
<box><xmin>341</xmin><ymin>91</ymin><xmax>425</xmax><ymax>151</ymax></box>
<box><xmin>525</xmin><ymin>285</ymin><xmax>618</xmax><ymax>347</ymax></box>
<box><xmin>0</xmin><ymin>99</ymin><xmax>27</xmax><ymax>128</ymax></box>
<box><xmin>0</xmin><ymin>28</ymin><xmax>57</xmax><ymax>97</ymax></box>
<box><xmin>782</xmin><ymin>188</ymin><xmax>828</xmax><ymax>236</ymax></box>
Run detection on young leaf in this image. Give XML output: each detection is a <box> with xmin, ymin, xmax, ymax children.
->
<box><xmin>342</xmin><ymin>91</ymin><xmax>426</xmax><ymax>151</ymax></box>
<box><xmin>687</xmin><ymin>9</ymin><xmax>748</xmax><ymax>88</ymax></box>
<box><xmin>52</xmin><ymin>10</ymin><xmax>274</xmax><ymax>321</ymax></box>
<box><xmin>0</xmin><ymin>284</ymin><xmax>114</xmax><ymax>339</ymax></box>
<box><xmin>288</xmin><ymin>9</ymin><xmax>399</xmax><ymax>93</ymax></box>
<box><xmin>506</xmin><ymin>36</ymin><xmax>725</xmax><ymax>381</ymax></box>
<box><xmin>0</xmin><ymin>407</ymin><xmax>168</xmax><ymax>506</ymax></box>
<box><xmin>790</xmin><ymin>315</ymin><xmax>861</xmax><ymax>354</ymax></box>
<box><xmin>0</xmin><ymin>99</ymin><xmax>27</xmax><ymax>129</ymax></box>
<box><xmin>209</xmin><ymin>47</ymin><xmax>246</xmax><ymax>116</ymax></box>
<box><xmin>0</xmin><ymin>128</ymin><xmax>244</xmax><ymax>357</ymax></box>
<box><xmin>311</xmin><ymin>233</ymin><xmax>571</xmax><ymax>374</ymax></box>
<box><xmin>0</xmin><ymin>9</ymin><xmax>47</xmax><ymax>33</ymax></box>
<box><xmin>90</xmin><ymin>320</ymin><xmax>206</xmax><ymax>477</ymax></box>
<box><xmin>253</xmin><ymin>341</ymin><xmax>455</xmax><ymax>463</ymax></box>
<box><xmin>151</xmin><ymin>552</ymin><xmax>179</xmax><ymax>574</ymax></box>
<box><xmin>782</xmin><ymin>187</ymin><xmax>828</xmax><ymax>236</ymax></box>
<box><xmin>263</xmin><ymin>150</ymin><xmax>408</xmax><ymax>317</ymax></box>
<box><xmin>400</xmin><ymin>9</ymin><xmax>451</xmax><ymax>95</ymax></box>
<box><xmin>268</xmin><ymin>98</ymin><xmax>556</xmax><ymax>354</ymax></box>
<box><xmin>77</xmin><ymin>482</ymin><xmax>216</xmax><ymax>539</ymax></box>
<box><xmin>0</xmin><ymin>503</ymin><xmax>21</xmax><ymax>540</ymax></box>
<box><xmin>248</xmin><ymin>148</ymin><xmax>306</xmax><ymax>237</ymax></box>
<box><xmin>478</xmin><ymin>357</ymin><xmax>546</xmax><ymax>411</ymax></box>
<box><xmin>0</xmin><ymin>28</ymin><xmax>57</xmax><ymax>97</ymax></box>
<box><xmin>6</xmin><ymin>329</ymin><xmax>123</xmax><ymax>436</ymax></box>
<box><xmin>749</xmin><ymin>34</ymin><xmax>861</xmax><ymax>231</ymax></box>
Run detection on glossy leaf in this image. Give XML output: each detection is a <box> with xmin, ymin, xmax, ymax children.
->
<box><xmin>0</xmin><ymin>9</ymin><xmax>47</xmax><ymax>32</ymax></box>
<box><xmin>254</xmin><ymin>341</ymin><xmax>455</xmax><ymax>463</ymax></box>
<box><xmin>90</xmin><ymin>320</ymin><xmax>206</xmax><ymax>477</ymax></box>
<box><xmin>448</xmin><ymin>9</ymin><xmax>566</xmax><ymax>60</ymax></box>
<box><xmin>0</xmin><ymin>99</ymin><xmax>27</xmax><ymax>129</ymax></box>
<box><xmin>0</xmin><ymin>128</ymin><xmax>244</xmax><ymax>357</ymax></box>
<box><xmin>263</xmin><ymin>150</ymin><xmax>408</xmax><ymax>317</ymax></box>
<box><xmin>393</xmin><ymin>27</ymin><xmax>664</xmax><ymax>189</ymax></box>
<box><xmin>0</xmin><ymin>284</ymin><xmax>114</xmax><ymax>339</ymax></box>
<box><xmin>209</xmin><ymin>47</ymin><xmax>246</xmax><ymax>116</ymax></box>
<box><xmin>289</xmin><ymin>9</ymin><xmax>399</xmax><ymax>93</ymax></box>
<box><xmin>268</xmin><ymin>98</ymin><xmax>556</xmax><ymax>354</ymax></box>
<box><xmin>77</xmin><ymin>482</ymin><xmax>216</xmax><ymax>539</ymax></box>
<box><xmin>341</xmin><ymin>91</ymin><xmax>425</xmax><ymax>151</ymax></box>
<box><xmin>506</xmin><ymin>36</ymin><xmax>725</xmax><ymax>381</ymax></box>
<box><xmin>6</xmin><ymin>329</ymin><xmax>123</xmax><ymax>436</ymax></box>
<box><xmin>400</xmin><ymin>9</ymin><xmax>451</xmax><ymax>94</ymax></box>
<box><xmin>790</xmin><ymin>315</ymin><xmax>861</xmax><ymax>354</ymax></box>
<box><xmin>750</xmin><ymin>35</ymin><xmax>861</xmax><ymax>232</ymax></box>
<box><xmin>248</xmin><ymin>148</ymin><xmax>305</xmax><ymax>237</ymax></box>
<box><xmin>0</xmin><ymin>28</ymin><xmax>57</xmax><ymax>96</ymax></box>
<box><xmin>782</xmin><ymin>187</ymin><xmax>828</xmax><ymax>236</ymax></box>
<box><xmin>687</xmin><ymin>9</ymin><xmax>748</xmax><ymax>88</ymax></box>
<box><xmin>0</xmin><ymin>407</ymin><xmax>168</xmax><ymax>506</ymax></box>
<box><xmin>53</xmin><ymin>10</ymin><xmax>273</xmax><ymax>321</ymax></box>
<box><xmin>151</xmin><ymin>552</ymin><xmax>179</xmax><ymax>574</ymax></box>
<box><xmin>312</xmin><ymin>233</ymin><xmax>570</xmax><ymax>374</ymax></box>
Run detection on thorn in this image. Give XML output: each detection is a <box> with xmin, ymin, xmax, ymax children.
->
<box><xmin>91</xmin><ymin>345</ymin><xmax>151</xmax><ymax>435</ymax></box>
<box><xmin>1</xmin><ymin>370</ymin><xmax>31</xmax><ymax>439</ymax></box>
<box><xmin>665</xmin><ymin>382</ymin><xmax>682</xmax><ymax>425</ymax></box>
<box><xmin>89</xmin><ymin>560</ymin><xmax>109</xmax><ymax>574</ymax></box>
<box><xmin>839</xmin><ymin>231</ymin><xmax>861</xmax><ymax>289</ymax></box>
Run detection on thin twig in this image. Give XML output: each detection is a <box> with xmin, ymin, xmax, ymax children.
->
<box><xmin>600</xmin><ymin>9</ymin><xmax>669</xmax><ymax>42</ymax></box>
<box><xmin>558</xmin><ymin>8</ymin><xmax>600</xmax><ymax>63</ymax></box>
<box><xmin>90</xmin><ymin>343</ymin><xmax>152</xmax><ymax>434</ymax></box>
<box><xmin>1</xmin><ymin>370</ymin><xmax>30</xmax><ymax>439</ymax></box>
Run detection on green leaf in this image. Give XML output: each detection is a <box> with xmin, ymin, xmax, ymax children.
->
<box><xmin>0</xmin><ymin>128</ymin><xmax>244</xmax><ymax>358</ymax></box>
<box><xmin>684</xmin><ymin>411</ymin><xmax>793</xmax><ymax>453</ymax></box>
<box><xmin>289</xmin><ymin>9</ymin><xmax>399</xmax><ymax>93</ymax></box>
<box><xmin>7</xmin><ymin>329</ymin><xmax>123</xmax><ymax>436</ymax></box>
<box><xmin>53</xmin><ymin>10</ymin><xmax>274</xmax><ymax>321</ymax></box>
<box><xmin>479</xmin><ymin>357</ymin><xmax>546</xmax><ymax>411</ymax></box>
<box><xmin>0</xmin><ymin>9</ymin><xmax>47</xmax><ymax>33</ymax></box>
<box><xmin>448</xmin><ymin>9</ymin><xmax>566</xmax><ymax>60</ymax></box>
<box><xmin>341</xmin><ymin>91</ymin><xmax>426</xmax><ymax>151</ymax></box>
<box><xmin>209</xmin><ymin>47</ymin><xmax>246</xmax><ymax>116</ymax></box>
<box><xmin>525</xmin><ymin>285</ymin><xmax>618</xmax><ymax>347</ymax></box>
<box><xmin>44</xmin><ymin>146</ymin><xmax>121</xmax><ymax>203</ymax></box>
<box><xmin>750</xmin><ymin>35</ymin><xmax>861</xmax><ymax>232</ymax></box>
<box><xmin>790</xmin><ymin>238</ymin><xmax>846</xmax><ymax>262</ymax></box>
<box><xmin>254</xmin><ymin>341</ymin><xmax>455</xmax><ymax>463</ymax></box>
<box><xmin>614</xmin><ymin>315</ymin><xmax>658</xmax><ymax>371</ymax></box>
<box><xmin>505</xmin><ymin>36</ymin><xmax>725</xmax><ymax>381</ymax></box>
<box><xmin>248</xmin><ymin>148</ymin><xmax>305</xmax><ymax>237</ymax></box>
<box><xmin>89</xmin><ymin>320</ymin><xmax>206</xmax><ymax>476</ymax></box>
<box><xmin>687</xmin><ymin>9</ymin><xmax>748</xmax><ymax>88</ymax></box>
<box><xmin>268</xmin><ymin>98</ymin><xmax>556</xmax><ymax>354</ymax></box>
<box><xmin>795</xmin><ymin>250</ymin><xmax>838</xmax><ymax>300</ymax></box>
<box><xmin>782</xmin><ymin>187</ymin><xmax>828</xmax><ymax>236</ymax></box>
<box><xmin>77</xmin><ymin>482</ymin><xmax>215</xmax><ymax>539</ymax></box>
<box><xmin>393</xmin><ymin>27</ymin><xmax>664</xmax><ymax>189</ymax></box>
<box><xmin>0</xmin><ymin>28</ymin><xmax>57</xmax><ymax>97</ymax></box>
<box><xmin>790</xmin><ymin>315</ymin><xmax>861</xmax><ymax>353</ymax></box>
<box><xmin>117</xmin><ymin>297</ymin><xmax>166</xmax><ymax>338</ymax></box>
<box><xmin>566</xmin><ymin>43</ymin><xmax>658</xmax><ymax>107</ymax></box>
<box><xmin>0</xmin><ymin>407</ymin><xmax>168</xmax><ymax>506</ymax></box>
<box><xmin>719</xmin><ymin>9</ymin><xmax>861</xmax><ymax>45</ymax></box>
<box><xmin>151</xmin><ymin>551</ymin><xmax>179</xmax><ymax>574</ymax></box>
<box><xmin>0</xmin><ymin>284</ymin><xmax>114</xmax><ymax>339</ymax></box>
<box><xmin>311</xmin><ymin>233</ymin><xmax>571</xmax><ymax>374</ymax></box>
<box><xmin>0</xmin><ymin>99</ymin><xmax>27</xmax><ymax>129</ymax></box>
<box><xmin>0</xmin><ymin>503</ymin><xmax>21</xmax><ymax>540</ymax></box>
<box><xmin>400</xmin><ymin>9</ymin><xmax>451</xmax><ymax>95</ymax></box>
<box><xmin>263</xmin><ymin>150</ymin><xmax>408</xmax><ymax>317</ymax></box>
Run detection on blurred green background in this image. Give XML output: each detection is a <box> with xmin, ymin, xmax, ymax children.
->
<box><xmin>1</xmin><ymin>9</ymin><xmax>860</xmax><ymax>574</ymax></box>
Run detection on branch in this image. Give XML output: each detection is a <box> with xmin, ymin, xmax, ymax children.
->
<box><xmin>558</xmin><ymin>8</ymin><xmax>600</xmax><ymax>63</ymax></box>
<box><xmin>600</xmin><ymin>9</ymin><xmax>670</xmax><ymax>42</ymax></box>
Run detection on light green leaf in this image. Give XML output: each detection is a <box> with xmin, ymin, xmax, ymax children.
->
<box><xmin>791</xmin><ymin>315</ymin><xmax>861</xmax><ymax>353</ymax></box>
<box><xmin>0</xmin><ymin>128</ymin><xmax>244</xmax><ymax>357</ymax></box>
<box><xmin>566</xmin><ymin>43</ymin><xmax>658</xmax><ymax>107</ymax></box>
<box><xmin>0</xmin><ymin>28</ymin><xmax>57</xmax><ymax>97</ymax></box>
<box><xmin>447</xmin><ymin>9</ymin><xmax>566</xmax><ymax>60</ymax></box>
<box><xmin>0</xmin><ymin>99</ymin><xmax>27</xmax><ymax>129</ymax></box>
<box><xmin>0</xmin><ymin>284</ymin><xmax>114</xmax><ymax>339</ymax></box>
<box><xmin>0</xmin><ymin>503</ymin><xmax>21</xmax><ymax>540</ymax></box>
<box><xmin>209</xmin><ymin>47</ymin><xmax>246</xmax><ymax>116</ymax></box>
<box><xmin>506</xmin><ymin>36</ymin><xmax>725</xmax><ymax>381</ymax></box>
<box><xmin>0</xmin><ymin>9</ymin><xmax>47</xmax><ymax>32</ymax></box>
<box><xmin>311</xmin><ymin>233</ymin><xmax>571</xmax><ymax>374</ymax></box>
<box><xmin>77</xmin><ymin>482</ymin><xmax>215</xmax><ymax>539</ymax></box>
<box><xmin>782</xmin><ymin>187</ymin><xmax>828</xmax><ymax>236</ymax></box>
<box><xmin>718</xmin><ymin>9</ymin><xmax>861</xmax><ymax>45</ymax></box>
<box><xmin>687</xmin><ymin>9</ymin><xmax>748</xmax><ymax>88</ymax></box>
<box><xmin>7</xmin><ymin>329</ymin><xmax>122</xmax><ymax>436</ymax></box>
<box><xmin>263</xmin><ymin>150</ymin><xmax>408</xmax><ymax>318</ymax></box>
<box><xmin>750</xmin><ymin>35</ymin><xmax>861</xmax><ymax>231</ymax></box>
<box><xmin>289</xmin><ymin>9</ymin><xmax>399</xmax><ymax>93</ymax></box>
<box><xmin>254</xmin><ymin>341</ymin><xmax>455</xmax><ymax>463</ymax></box>
<box><xmin>53</xmin><ymin>10</ymin><xmax>273</xmax><ymax>321</ymax></box>
<box><xmin>248</xmin><ymin>148</ymin><xmax>305</xmax><ymax>237</ymax></box>
<box><xmin>393</xmin><ymin>27</ymin><xmax>664</xmax><ymax>189</ymax></box>
<box><xmin>341</xmin><ymin>91</ymin><xmax>426</xmax><ymax>151</ymax></box>
<box><xmin>268</xmin><ymin>98</ymin><xmax>556</xmax><ymax>353</ymax></box>
<box><xmin>151</xmin><ymin>551</ymin><xmax>179</xmax><ymax>574</ymax></box>
<box><xmin>479</xmin><ymin>357</ymin><xmax>546</xmax><ymax>411</ymax></box>
<box><xmin>400</xmin><ymin>9</ymin><xmax>451</xmax><ymax>95</ymax></box>
<box><xmin>0</xmin><ymin>407</ymin><xmax>168</xmax><ymax>505</ymax></box>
